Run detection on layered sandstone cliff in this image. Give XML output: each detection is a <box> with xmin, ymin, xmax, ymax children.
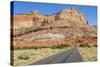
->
<box><xmin>11</xmin><ymin>7</ymin><xmax>97</xmax><ymax>48</ymax></box>
<box><xmin>12</xmin><ymin>8</ymin><xmax>90</xmax><ymax>36</ymax></box>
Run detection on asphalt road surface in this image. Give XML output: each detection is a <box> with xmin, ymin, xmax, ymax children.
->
<box><xmin>29</xmin><ymin>47</ymin><xmax>83</xmax><ymax>65</ymax></box>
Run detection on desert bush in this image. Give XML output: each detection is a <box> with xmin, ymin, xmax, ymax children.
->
<box><xmin>86</xmin><ymin>44</ymin><xmax>91</xmax><ymax>48</ymax></box>
<box><xmin>51</xmin><ymin>44</ymin><xmax>70</xmax><ymax>49</ymax></box>
<box><xmin>14</xmin><ymin>43</ymin><xmax>71</xmax><ymax>50</ymax></box>
<box><xmin>79</xmin><ymin>43</ymin><xmax>91</xmax><ymax>48</ymax></box>
<box><xmin>17</xmin><ymin>53</ymin><xmax>30</xmax><ymax>60</ymax></box>
<box><xmin>93</xmin><ymin>44</ymin><xmax>97</xmax><ymax>47</ymax></box>
<box><xmin>79</xmin><ymin>43</ymin><xmax>86</xmax><ymax>47</ymax></box>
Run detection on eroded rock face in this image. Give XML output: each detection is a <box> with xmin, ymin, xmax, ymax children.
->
<box><xmin>56</xmin><ymin>8</ymin><xmax>89</xmax><ymax>28</ymax></box>
<box><xmin>11</xmin><ymin>7</ymin><xmax>97</xmax><ymax>48</ymax></box>
<box><xmin>12</xmin><ymin>14</ymin><xmax>46</xmax><ymax>35</ymax></box>
<box><xmin>12</xmin><ymin>7</ymin><xmax>90</xmax><ymax>36</ymax></box>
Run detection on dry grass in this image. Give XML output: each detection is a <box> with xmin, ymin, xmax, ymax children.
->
<box><xmin>12</xmin><ymin>47</ymin><xmax>70</xmax><ymax>66</ymax></box>
<box><xmin>78</xmin><ymin>47</ymin><xmax>97</xmax><ymax>61</ymax></box>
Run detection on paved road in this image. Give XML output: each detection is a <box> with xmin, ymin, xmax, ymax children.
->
<box><xmin>29</xmin><ymin>47</ymin><xmax>83</xmax><ymax>65</ymax></box>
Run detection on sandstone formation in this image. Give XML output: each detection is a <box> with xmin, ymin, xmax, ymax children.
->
<box><xmin>11</xmin><ymin>7</ymin><xmax>97</xmax><ymax>49</ymax></box>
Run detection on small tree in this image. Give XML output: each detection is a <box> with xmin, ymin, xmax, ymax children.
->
<box><xmin>30</xmin><ymin>10</ymin><xmax>39</xmax><ymax>14</ymax></box>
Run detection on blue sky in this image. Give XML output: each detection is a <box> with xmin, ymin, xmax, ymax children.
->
<box><xmin>11</xmin><ymin>1</ymin><xmax>97</xmax><ymax>25</ymax></box>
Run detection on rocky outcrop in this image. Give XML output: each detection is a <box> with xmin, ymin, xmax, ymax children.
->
<box><xmin>11</xmin><ymin>7</ymin><xmax>97</xmax><ymax>48</ymax></box>
<box><xmin>55</xmin><ymin>8</ymin><xmax>89</xmax><ymax>28</ymax></box>
<box><xmin>12</xmin><ymin>7</ymin><xmax>90</xmax><ymax>36</ymax></box>
<box><xmin>12</xmin><ymin>14</ymin><xmax>46</xmax><ymax>36</ymax></box>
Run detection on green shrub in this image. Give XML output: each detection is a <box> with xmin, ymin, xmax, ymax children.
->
<box><xmin>14</xmin><ymin>44</ymin><xmax>70</xmax><ymax>50</ymax></box>
<box><xmin>17</xmin><ymin>53</ymin><xmax>30</xmax><ymax>60</ymax></box>
<box><xmin>30</xmin><ymin>10</ymin><xmax>39</xmax><ymax>14</ymax></box>
<box><xmin>79</xmin><ymin>43</ymin><xmax>91</xmax><ymax>47</ymax></box>
<box><xmin>51</xmin><ymin>44</ymin><xmax>70</xmax><ymax>49</ymax></box>
<box><xmin>79</xmin><ymin>44</ymin><xmax>86</xmax><ymax>47</ymax></box>
<box><xmin>86</xmin><ymin>44</ymin><xmax>91</xmax><ymax>48</ymax></box>
<box><xmin>93</xmin><ymin>44</ymin><xmax>97</xmax><ymax>47</ymax></box>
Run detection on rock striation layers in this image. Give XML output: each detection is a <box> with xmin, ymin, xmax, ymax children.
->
<box><xmin>11</xmin><ymin>7</ymin><xmax>97</xmax><ymax>49</ymax></box>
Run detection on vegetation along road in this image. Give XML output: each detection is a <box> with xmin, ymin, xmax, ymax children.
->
<box><xmin>29</xmin><ymin>47</ymin><xmax>83</xmax><ymax>65</ymax></box>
